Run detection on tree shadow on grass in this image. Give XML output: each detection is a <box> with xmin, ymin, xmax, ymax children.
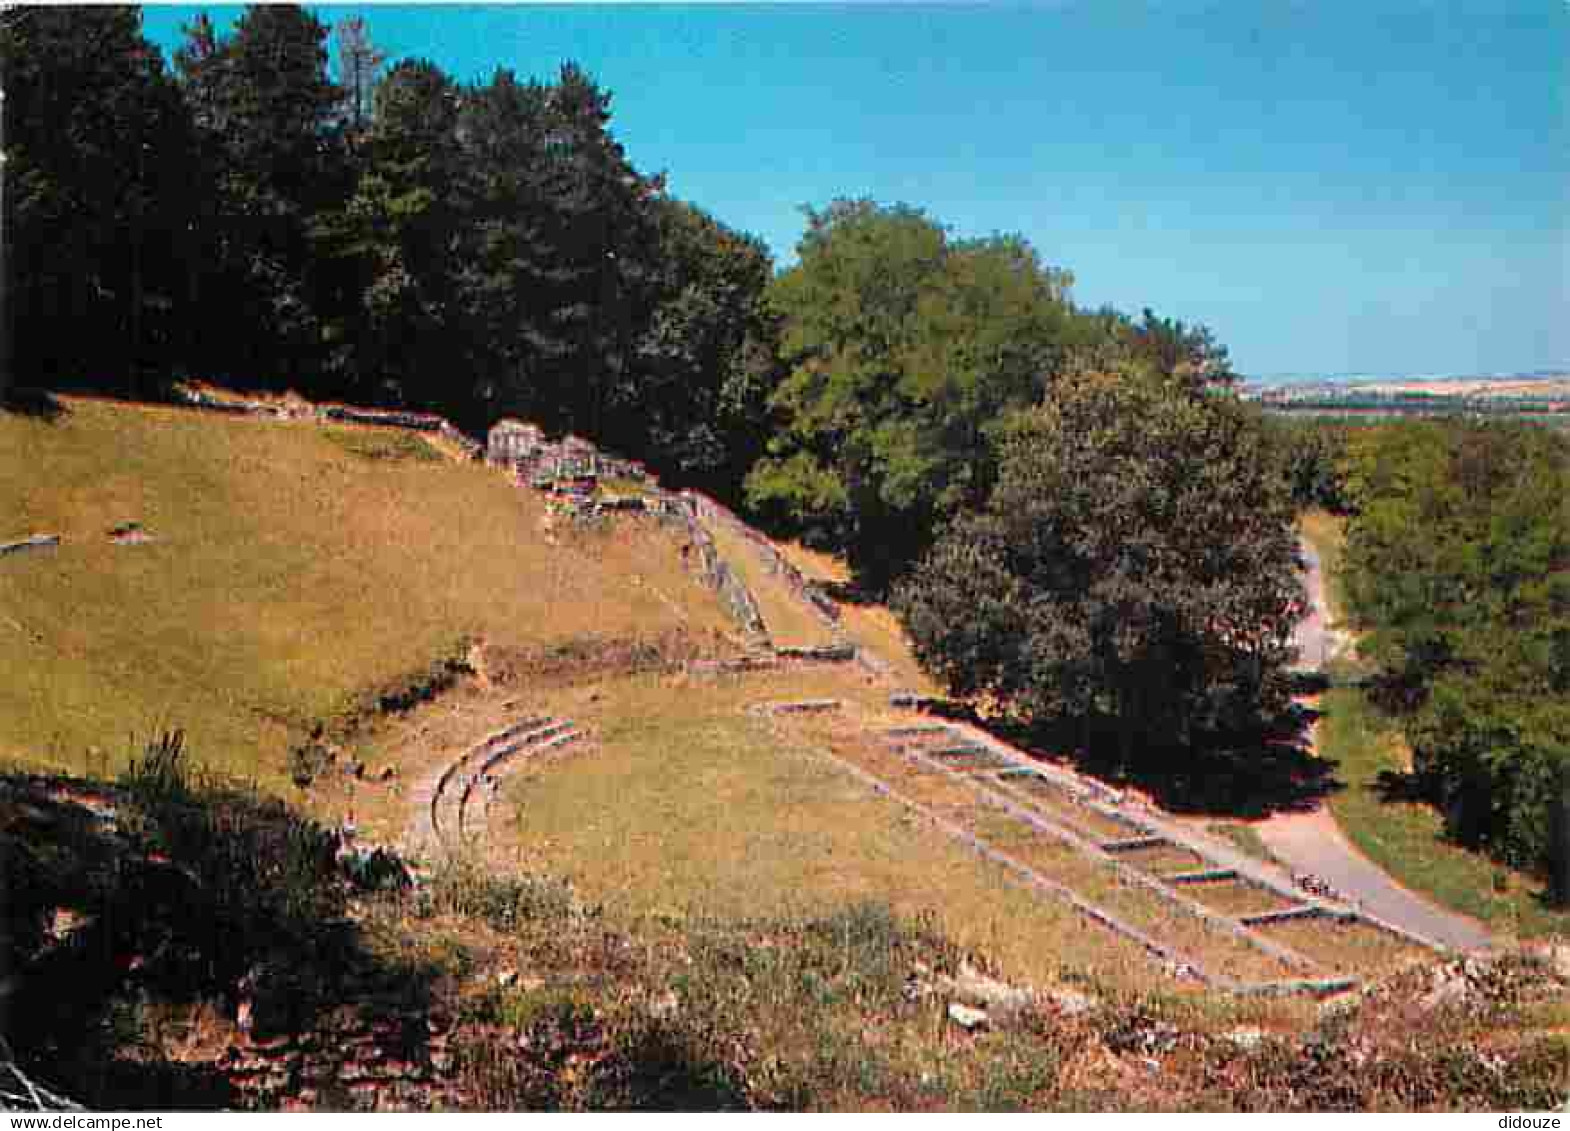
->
<box><xmin>974</xmin><ymin>697</ymin><xmax>1344</xmax><ymax>820</ymax></box>
<box><xmin>1</xmin><ymin>387</ymin><xmax>68</xmax><ymax>422</ymax></box>
<box><xmin>0</xmin><ymin>768</ymin><xmax>438</xmax><ymax>1110</ymax></box>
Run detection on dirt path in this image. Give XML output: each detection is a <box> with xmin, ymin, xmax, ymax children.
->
<box><xmin>1255</xmin><ymin>538</ymin><xmax>1497</xmax><ymax>954</ymax></box>
<box><xmin>1256</xmin><ymin>801</ymin><xmax>1495</xmax><ymax>952</ymax></box>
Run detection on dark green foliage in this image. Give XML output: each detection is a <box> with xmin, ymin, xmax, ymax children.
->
<box><xmin>747</xmin><ymin>200</ymin><xmax>1081</xmax><ymax>587</ymax></box>
<box><xmin>173</xmin><ymin>5</ymin><xmax>352</xmax><ymax>388</ymax></box>
<box><xmin>896</xmin><ymin>371</ymin><xmax>1302</xmax><ymax>762</ymax></box>
<box><xmin>1</xmin><ymin>6</ymin><xmax>195</xmax><ymax>395</ymax></box>
<box><xmin>1268</xmin><ymin>416</ymin><xmax>1353</xmax><ymax>512</ymax></box>
<box><xmin>747</xmin><ymin>200</ymin><xmax>1239</xmax><ymax>590</ymax></box>
<box><xmin>625</xmin><ymin>197</ymin><xmax>780</xmax><ymax>495</ymax></box>
<box><xmin>1340</xmin><ymin>420</ymin><xmax>1570</xmax><ymax>872</ymax></box>
<box><xmin>116</xmin><ymin>731</ymin><xmax>346</xmax><ymax>971</ymax></box>
<box><xmin>3</xmin><ymin>5</ymin><xmax>779</xmax><ymax>502</ymax></box>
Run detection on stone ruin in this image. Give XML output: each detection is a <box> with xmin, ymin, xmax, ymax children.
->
<box><xmin>486</xmin><ymin>419</ymin><xmax>651</xmax><ymax>500</ymax></box>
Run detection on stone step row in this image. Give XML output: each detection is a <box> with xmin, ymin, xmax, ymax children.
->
<box><xmin>885</xmin><ymin>738</ymin><xmax>1328</xmax><ymax>980</ymax></box>
<box><xmin>429</xmin><ymin>716</ymin><xmax>572</xmax><ymax>846</ymax></box>
<box><xmin>459</xmin><ymin>728</ymin><xmax>584</xmax><ymax>838</ymax></box>
<box><xmin>445</xmin><ymin>720</ymin><xmax>576</xmax><ymax>836</ymax></box>
<box><xmin>872</xmin><ymin>718</ymin><xmax>1454</xmax><ymax>978</ymax></box>
<box><xmin>1101</xmin><ymin>835</ymin><xmax>1170</xmax><ymax>854</ymax></box>
<box><xmin>747</xmin><ymin>698</ymin><xmax>843</xmax><ymax>716</ymax></box>
<box><xmin>1239</xmin><ymin>905</ymin><xmax>1339</xmax><ymax>928</ymax></box>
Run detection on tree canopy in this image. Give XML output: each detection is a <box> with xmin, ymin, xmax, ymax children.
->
<box><xmin>745</xmin><ymin>200</ymin><xmax>1080</xmax><ymax>586</ymax></box>
<box><xmin>2</xmin><ymin>5</ymin><xmax>194</xmax><ymax>395</ymax></box>
<box><xmin>2</xmin><ymin>5</ymin><xmax>777</xmax><ymax>500</ymax></box>
<box><xmin>1339</xmin><ymin>420</ymin><xmax>1570</xmax><ymax>871</ymax></box>
<box><xmin>895</xmin><ymin>370</ymin><xmax>1303</xmax><ymax>763</ymax></box>
<box><xmin>746</xmin><ymin>199</ymin><xmax>1239</xmax><ymax>590</ymax></box>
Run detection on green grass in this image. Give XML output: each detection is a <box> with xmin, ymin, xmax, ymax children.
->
<box><xmin>320</xmin><ymin>425</ymin><xmax>442</xmax><ymax>463</ymax></box>
<box><xmin>488</xmin><ymin>668</ymin><xmax>1173</xmax><ymax>995</ymax></box>
<box><xmin>0</xmin><ymin>397</ymin><xmax>731</xmax><ymax>787</ymax></box>
<box><xmin>1317</xmin><ymin>685</ymin><xmax>1570</xmax><ymax>940</ymax></box>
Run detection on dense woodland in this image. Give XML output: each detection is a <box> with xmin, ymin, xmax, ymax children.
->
<box><xmin>4</xmin><ymin>6</ymin><xmax>1566</xmax><ymax>886</ymax></box>
<box><xmin>2</xmin><ymin>6</ymin><xmax>1228</xmax><ymax>504</ymax></box>
<box><xmin>1</xmin><ymin>5</ymin><xmax>778</xmax><ymax>490</ymax></box>
<box><xmin>1334</xmin><ymin>421</ymin><xmax>1570</xmax><ymax>881</ymax></box>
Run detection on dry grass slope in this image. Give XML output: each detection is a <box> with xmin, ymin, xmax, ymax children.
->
<box><xmin>0</xmin><ymin>398</ymin><xmax>732</xmax><ymax>787</ymax></box>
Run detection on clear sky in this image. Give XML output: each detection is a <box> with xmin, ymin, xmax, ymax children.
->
<box><xmin>140</xmin><ymin>2</ymin><xmax>1569</xmax><ymax>379</ymax></box>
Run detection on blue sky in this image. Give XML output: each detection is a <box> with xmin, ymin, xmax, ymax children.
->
<box><xmin>140</xmin><ymin>2</ymin><xmax>1569</xmax><ymax>379</ymax></box>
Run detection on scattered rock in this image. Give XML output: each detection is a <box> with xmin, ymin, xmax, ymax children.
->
<box><xmin>1043</xmin><ymin>985</ymin><xmax>1098</xmax><ymax>1018</ymax></box>
<box><xmin>1223</xmin><ymin>1026</ymin><xmax>1266</xmax><ymax>1050</ymax></box>
<box><xmin>1318</xmin><ymin>990</ymin><xmax>1361</xmax><ymax>1020</ymax></box>
<box><xmin>496</xmin><ymin>970</ymin><xmax>518</xmax><ymax>988</ymax></box>
<box><xmin>947</xmin><ymin>1002</ymin><xmax>989</xmax><ymax>1032</ymax></box>
<box><xmin>107</xmin><ymin>522</ymin><xmax>155</xmax><ymax>545</ymax></box>
<box><xmin>938</xmin><ymin>960</ymin><xmax>1038</xmax><ymax>1018</ymax></box>
<box><xmin>377</xmin><ymin>766</ymin><xmax>397</xmax><ymax>783</ymax></box>
<box><xmin>1420</xmin><ymin>968</ymin><xmax>1472</xmax><ymax>1010</ymax></box>
<box><xmin>1529</xmin><ymin>943</ymin><xmax>1570</xmax><ymax>982</ymax></box>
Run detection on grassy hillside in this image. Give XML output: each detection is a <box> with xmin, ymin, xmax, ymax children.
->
<box><xmin>0</xmin><ymin>398</ymin><xmax>732</xmax><ymax>787</ymax></box>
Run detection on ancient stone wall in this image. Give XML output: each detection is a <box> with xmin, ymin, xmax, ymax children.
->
<box><xmin>172</xmin><ymin>387</ymin><xmax>484</xmax><ymax>461</ymax></box>
<box><xmin>681</xmin><ymin>491</ymin><xmax>843</xmax><ymax>629</ymax></box>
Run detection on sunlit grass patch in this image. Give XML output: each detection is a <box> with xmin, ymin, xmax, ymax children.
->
<box><xmin>488</xmin><ymin>668</ymin><xmax>1168</xmax><ymax>994</ymax></box>
<box><xmin>320</xmin><ymin>425</ymin><xmax>442</xmax><ymax>463</ymax></box>
<box><xmin>0</xmin><ymin>398</ymin><xmax>729</xmax><ymax>787</ymax></box>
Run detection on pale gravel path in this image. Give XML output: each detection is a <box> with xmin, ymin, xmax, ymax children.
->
<box><xmin>1255</xmin><ymin>538</ymin><xmax>1497</xmax><ymax>954</ymax></box>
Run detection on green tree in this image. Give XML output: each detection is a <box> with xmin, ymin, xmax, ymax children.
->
<box><xmin>1339</xmin><ymin>419</ymin><xmax>1570</xmax><ymax>870</ymax></box>
<box><xmin>333</xmin><ymin>15</ymin><xmax>386</xmax><ymax>139</ymax></box>
<box><xmin>627</xmin><ymin>197</ymin><xmax>779</xmax><ymax>493</ymax></box>
<box><xmin>311</xmin><ymin>57</ymin><xmax>466</xmax><ymax>409</ymax></box>
<box><xmin>449</xmin><ymin>63</ymin><xmax>661</xmax><ymax>436</ymax></box>
<box><xmin>746</xmin><ymin>199</ymin><xmax>1076</xmax><ymax>588</ymax></box>
<box><xmin>2</xmin><ymin>5</ymin><xmax>195</xmax><ymax>394</ymax></box>
<box><xmin>896</xmin><ymin>370</ymin><xmax>1303</xmax><ymax>764</ymax></box>
<box><xmin>174</xmin><ymin>4</ymin><xmax>348</xmax><ymax>387</ymax></box>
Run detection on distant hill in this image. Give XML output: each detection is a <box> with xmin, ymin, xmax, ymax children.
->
<box><xmin>1246</xmin><ymin>371</ymin><xmax>1570</xmax><ymax>399</ymax></box>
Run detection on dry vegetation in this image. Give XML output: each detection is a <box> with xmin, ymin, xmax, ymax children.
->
<box><xmin>0</xmin><ymin>397</ymin><xmax>732</xmax><ymax>788</ymax></box>
<box><xmin>777</xmin><ymin>540</ymin><xmax>944</xmax><ymax>693</ymax></box>
<box><xmin>3</xmin><ymin>398</ymin><xmax>1566</xmax><ymax>1110</ymax></box>
<box><xmin>701</xmin><ymin>520</ymin><xmax>838</xmax><ymax>647</ymax></box>
<box><xmin>468</xmin><ymin>668</ymin><xmax>1171</xmax><ymax>996</ymax></box>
